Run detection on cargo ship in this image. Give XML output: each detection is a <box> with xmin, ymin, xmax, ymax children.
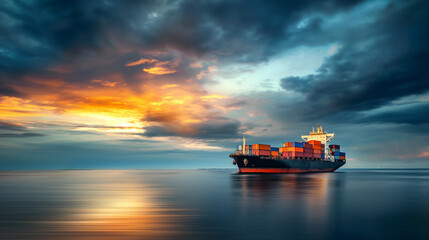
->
<box><xmin>230</xmin><ymin>125</ymin><xmax>346</xmax><ymax>173</ymax></box>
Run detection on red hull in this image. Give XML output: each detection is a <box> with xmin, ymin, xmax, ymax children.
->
<box><xmin>239</xmin><ymin>168</ymin><xmax>336</xmax><ymax>173</ymax></box>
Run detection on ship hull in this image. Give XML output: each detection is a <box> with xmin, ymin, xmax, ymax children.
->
<box><xmin>230</xmin><ymin>154</ymin><xmax>345</xmax><ymax>173</ymax></box>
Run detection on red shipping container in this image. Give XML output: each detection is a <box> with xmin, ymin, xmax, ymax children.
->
<box><xmin>340</xmin><ymin>156</ymin><xmax>345</xmax><ymax>160</ymax></box>
<box><xmin>304</xmin><ymin>148</ymin><xmax>313</xmax><ymax>153</ymax></box>
<box><xmin>304</xmin><ymin>152</ymin><xmax>313</xmax><ymax>158</ymax></box>
<box><xmin>313</xmin><ymin>149</ymin><xmax>321</xmax><ymax>154</ymax></box>
<box><xmin>252</xmin><ymin>149</ymin><xmax>270</xmax><ymax>156</ymax></box>
<box><xmin>313</xmin><ymin>153</ymin><xmax>322</xmax><ymax>158</ymax></box>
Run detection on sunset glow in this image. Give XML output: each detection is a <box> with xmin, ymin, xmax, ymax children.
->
<box><xmin>0</xmin><ymin>0</ymin><xmax>428</xmax><ymax>169</ymax></box>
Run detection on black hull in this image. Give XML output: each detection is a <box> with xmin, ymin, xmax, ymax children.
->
<box><xmin>230</xmin><ymin>154</ymin><xmax>345</xmax><ymax>173</ymax></box>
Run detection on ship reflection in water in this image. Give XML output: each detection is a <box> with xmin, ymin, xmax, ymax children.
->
<box><xmin>1</xmin><ymin>170</ymin><xmax>428</xmax><ymax>240</ymax></box>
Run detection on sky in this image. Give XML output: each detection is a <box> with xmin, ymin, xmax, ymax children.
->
<box><xmin>0</xmin><ymin>0</ymin><xmax>428</xmax><ymax>169</ymax></box>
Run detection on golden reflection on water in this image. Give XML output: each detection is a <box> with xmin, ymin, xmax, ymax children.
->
<box><xmin>0</xmin><ymin>170</ymin><xmax>195</xmax><ymax>240</ymax></box>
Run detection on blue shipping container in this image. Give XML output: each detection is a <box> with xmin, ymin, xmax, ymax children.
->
<box><xmin>271</xmin><ymin>147</ymin><xmax>279</xmax><ymax>151</ymax></box>
<box><xmin>340</xmin><ymin>152</ymin><xmax>346</xmax><ymax>156</ymax></box>
<box><xmin>334</xmin><ymin>152</ymin><xmax>341</xmax><ymax>156</ymax></box>
<box><xmin>321</xmin><ymin>154</ymin><xmax>325</xmax><ymax>159</ymax></box>
<box><xmin>291</xmin><ymin>142</ymin><xmax>304</xmax><ymax>148</ymax></box>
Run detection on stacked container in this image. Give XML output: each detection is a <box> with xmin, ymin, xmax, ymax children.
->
<box><xmin>280</xmin><ymin>142</ymin><xmax>304</xmax><ymax>158</ymax></box>
<box><xmin>308</xmin><ymin>140</ymin><xmax>322</xmax><ymax>159</ymax></box>
<box><xmin>303</xmin><ymin>142</ymin><xmax>313</xmax><ymax>158</ymax></box>
<box><xmin>329</xmin><ymin>145</ymin><xmax>345</xmax><ymax>161</ymax></box>
<box><xmin>252</xmin><ymin>144</ymin><xmax>271</xmax><ymax>156</ymax></box>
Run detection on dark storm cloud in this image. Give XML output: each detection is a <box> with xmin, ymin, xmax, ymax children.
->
<box><xmin>0</xmin><ymin>0</ymin><xmax>365</xmax><ymax>77</ymax></box>
<box><xmin>278</xmin><ymin>0</ymin><xmax>429</xmax><ymax>124</ymax></box>
<box><xmin>0</xmin><ymin>133</ymin><xmax>45</xmax><ymax>137</ymax></box>
<box><xmin>0</xmin><ymin>121</ymin><xmax>27</xmax><ymax>131</ymax></box>
<box><xmin>359</xmin><ymin>103</ymin><xmax>429</xmax><ymax>125</ymax></box>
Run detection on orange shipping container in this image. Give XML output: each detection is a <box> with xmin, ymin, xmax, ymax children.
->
<box><xmin>313</xmin><ymin>149</ymin><xmax>322</xmax><ymax>154</ymax></box>
<box><xmin>286</xmin><ymin>147</ymin><xmax>304</xmax><ymax>152</ymax></box>
<box><xmin>279</xmin><ymin>147</ymin><xmax>287</xmax><ymax>153</ymax></box>
<box><xmin>271</xmin><ymin>151</ymin><xmax>279</xmax><ymax>156</ymax></box>
<box><xmin>252</xmin><ymin>144</ymin><xmax>271</xmax><ymax>151</ymax></box>
<box><xmin>312</xmin><ymin>144</ymin><xmax>321</xmax><ymax>150</ymax></box>
<box><xmin>309</xmin><ymin>140</ymin><xmax>322</xmax><ymax>146</ymax></box>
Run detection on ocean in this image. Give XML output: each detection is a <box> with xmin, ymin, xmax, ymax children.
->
<box><xmin>1</xmin><ymin>169</ymin><xmax>428</xmax><ymax>240</ymax></box>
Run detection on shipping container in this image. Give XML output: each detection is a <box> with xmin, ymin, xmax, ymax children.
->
<box><xmin>304</xmin><ymin>152</ymin><xmax>313</xmax><ymax>158</ymax></box>
<box><xmin>340</xmin><ymin>156</ymin><xmax>345</xmax><ymax>160</ymax></box>
<box><xmin>304</xmin><ymin>147</ymin><xmax>313</xmax><ymax>153</ymax></box>
<box><xmin>313</xmin><ymin>149</ymin><xmax>322</xmax><ymax>154</ymax></box>
<box><xmin>340</xmin><ymin>152</ymin><xmax>346</xmax><ymax>156</ymax></box>
<box><xmin>271</xmin><ymin>151</ymin><xmax>279</xmax><ymax>156</ymax></box>
<box><xmin>312</xmin><ymin>144</ymin><xmax>321</xmax><ymax>150</ymax></box>
<box><xmin>329</xmin><ymin>144</ymin><xmax>340</xmax><ymax>150</ymax></box>
<box><xmin>291</xmin><ymin>142</ymin><xmax>304</xmax><ymax>148</ymax></box>
<box><xmin>303</xmin><ymin>142</ymin><xmax>311</xmax><ymax>148</ymax></box>
<box><xmin>334</xmin><ymin>152</ymin><xmax>341</xmax><ymax>156</ymax></box>
<box><xmin>313</xmin><ymin>153</ymin><xmax>322</xmax><ymax>158</ymax></box>
<box><xmin>252</xmin><ymin>144</ymin><xmax>271</xmax><ymax>151</ymax></box>
<box><xmin>252</xmin><ymin>149</ymin><xmax>270</xmax><ymax>156</ymax></box>
<box><xmin>271</xmin><ymin>147</ymin><xmax>279</xmax><ymax>152</ymax></box>
<box><xmin>321</xmin><ymin>154</ymin><xmax>325</xmax><ymax>159</ymax></box>
<box><xmin>287</xmin><ymin>147</ymin><xmax>304</xmax><ymax>152</ymax></box>
<box><xmin>308</xmin><ymin>140</ymin><xmax>321</xmax><ymax>146</ymax></box>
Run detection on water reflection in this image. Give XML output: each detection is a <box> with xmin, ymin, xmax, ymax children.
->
<box><xmin>1</xmin><ymin>170</ymin><xmax>428</xmax><ymax>240</ymax></box>
<box><xmin>0</xmin><ymin>170</ymin><xmax>195</xmax><ymax>240</ymax></box>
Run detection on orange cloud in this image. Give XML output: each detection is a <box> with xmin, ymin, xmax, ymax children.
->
<box><xmin>417</xmin><ymin>152</ymin><xmax>429</xmax><ymax>158</ymax></box>
<box><xmin>143</xmin><ymin>66</ymin><xmax>176</xmax><ymax>75</ymax></box>
<box><xmin>0</xmin><ymin>71</ymin><xmax>235</xmax><ymax>137</ymax></box>
<box><xmin>91</xmin><ymin>79</ymin><xmax>118</xmax><ymax>87</ymax></box>
<box><xmin>125</xmin><ymin>58</ymin><xmax>157</xmax><ymax>67</ymax></box>
<box><xmin>126</xmin><ymin>57</ymin><xmax>179</xmax><ymax>75</ymax></box>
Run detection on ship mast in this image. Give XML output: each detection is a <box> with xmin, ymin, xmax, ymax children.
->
<box><xmin>242</xmin><ymin>136</ymin><xmax>246</xmax><ymax>154</ymax></box>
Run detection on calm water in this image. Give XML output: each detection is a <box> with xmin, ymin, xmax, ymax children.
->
<box><xmin>0</xmin><ymin>169</ymin><xmax>428</xmax><ymax>240</ymax></box>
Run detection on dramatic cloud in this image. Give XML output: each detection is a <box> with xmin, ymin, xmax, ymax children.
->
<box><xmin>279</xmin><ymin>0</ymin><xmax>429</xmax><ymax>123</ymax></box>
<box><xmin>0</xmin><ymin>0</ymin><xmax>428</xmax><ymax>168</ymax></box>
